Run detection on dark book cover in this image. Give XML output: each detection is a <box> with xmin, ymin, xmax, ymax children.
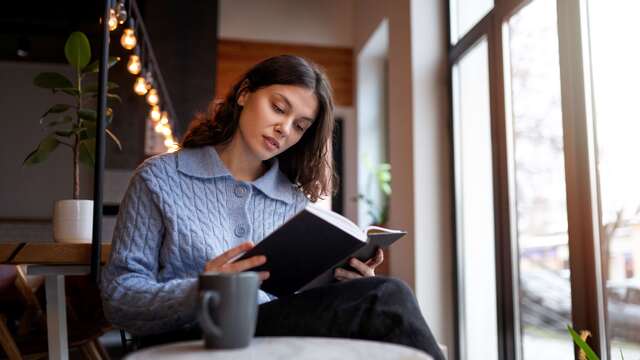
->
<box><xmin>235</xmin><ymin>208</ymin><xmax>406</xmax><ymax>297</ymax></box>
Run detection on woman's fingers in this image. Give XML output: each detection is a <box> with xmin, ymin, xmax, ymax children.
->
<box><xmin>222</xmin><ymin>255</ymin><xmax>267</xmax><ymax>273</ymax></box>
<box><xmin>258</xmin><ymin>271</ymin><xmax>270</xmax><ymax>281</ymax></box>
<box><xmin>334</xmin><ymin>268</ymin><xmax>362</xmax><ymax>281</ymax></box>
<box><xmin>366</xmin><ymin>248</ymin><xmax>384</xmax><ymax>269</ymax></box>
<box><xmin>208</xmin><ymin>241</ymin><xmax>254</xmax><ymax>268</ymax></box>
<box><xmin>349</xmin><ymin>258</ymin><xmax>375</xmax><ymax>277</ymax></box>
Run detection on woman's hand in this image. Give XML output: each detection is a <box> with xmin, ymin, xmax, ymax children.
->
<box><xmin>334</xmin><ymin>248</ymin><xmax>384</xmax><ymax>281</ymax></box>
<box><xmin>203</xmin><ymin>241</ymin><xmax>270</xmax><ymax>281</ymax></box>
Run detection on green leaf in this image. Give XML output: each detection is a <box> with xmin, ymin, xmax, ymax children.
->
<box><xmin>42</xmin><ymin>115</ymin><xmax>73</xmax><ymax>127</ymax></box>
<box><xmin>58</xmin><ymin>88</ymin><xmax>80</xmax><ymax>96</ymax></box>
<box><xmin>567</xmin><ymin>326</ymin><xmax>599</xmax><ymax>360</ymax></box>
<box><xmin>33</xmin><ymin>72</ymin><xmax>73</xmax><ymax>89</ymax></box>
<box><xmin>82</xmin><ymin>56</ymin><xmax>120</xmax><ymax>74</ymax></box>
<box><xmin>54</xmin><ymin>128</ymin><xmax>77</xmax><ymax>137</ymax></box>
<box><xmin>83</xmin><ymin>121</ymin><xmax>97</xmax><ymax>139</ymax></box>
<box><xmin>78</xmin><ymin>108</ymin><xmax>97</xmax><ymax>122</ymax></box>
<box><xmin>84</xmin><ymin>81</ymin><xmax>119</xmax><ymax>93</ymax></box>
<box><xmin>22</xmin><ymin>135</ymin><xmax>60</xmax><ymax>166</ymax></box>
<box><xmin>64</xmin><ymin>32</ymin><xmax>91</xmax><ymax>72</ymax></box>
<box><xmin>381</xmin><ymin>183</ymin><xmax>392</xmax><ymax>196</ymax></box>
<box><xmin>106</xmin><ymin>128</ymin><xmax>122</xmax><ymax>150</ymax></box>
<box><xmin>79</xmin><ymin>139</ymin><xmax>95</xmax><ymax>168</ymax></box>
<box><xmin>105</xmin><ymin>93</ymin><xmax>121</xmax><ymax>107</ymax></box>
<box><xmin>40</xmin><ymin>104</ymin><xmax>72</xmax><ymax>120</ymax></box>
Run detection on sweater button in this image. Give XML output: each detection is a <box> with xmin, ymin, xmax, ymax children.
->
<box><xmin>234</xmin><ymin>185</ymin><xmax>248</xmax><ymax>198</ymax></box>
<box><xmin>234</xmin><ymin>224</ymin><xmax>247</xmax><ymax>237</ymax></box>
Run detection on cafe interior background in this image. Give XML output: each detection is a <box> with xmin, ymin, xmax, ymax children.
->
<box><xmin>0</xmin><ymin>0</ymin><xmax>639</xmax><ymax>359</ymax></box>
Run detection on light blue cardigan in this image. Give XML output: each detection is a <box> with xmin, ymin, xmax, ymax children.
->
<box><xmin>100</xmin><ymin>146</ymin><xmax>309</xmax><ymax>335</ymax></box>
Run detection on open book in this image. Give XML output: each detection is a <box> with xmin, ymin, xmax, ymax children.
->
<box><xmin>234</xmin><ymin>204</ymin><xmax>406</xmax><ymax>297</ymax></box>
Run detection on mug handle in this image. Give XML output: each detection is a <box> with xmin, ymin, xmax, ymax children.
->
<box><xmin>199</xmin><ymin>291</ymin><xmax>222</xmax><ymax>337</ymax></box>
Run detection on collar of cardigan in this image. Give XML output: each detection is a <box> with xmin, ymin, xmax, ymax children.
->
<box><xmin>176</xmin><ymin>146</ymin><xmax>295</xmax><ymax>204</ymax></box>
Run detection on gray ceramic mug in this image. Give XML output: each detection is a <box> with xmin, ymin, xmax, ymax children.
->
<box><xmin>198</xmin><ymin>272</ymin><xmax>260</xmax><ymax>349</ymax></box>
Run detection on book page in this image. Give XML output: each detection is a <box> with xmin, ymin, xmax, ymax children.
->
<box><xmin>365</xmin><ymin>225</ymin><xmax>405</xmax><ymax>235</ymax></box>
<box><xmin>305</xmin><ymin>204</ymin><xmax>366</xmax><ymax>241</ymax></box>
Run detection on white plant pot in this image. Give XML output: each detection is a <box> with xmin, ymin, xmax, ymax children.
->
<box><xmin>53</xmin><ymin>199</ymin><xmax>94</xmax><ymax>243</ymax></box>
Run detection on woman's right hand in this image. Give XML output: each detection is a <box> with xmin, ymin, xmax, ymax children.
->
<box><xmin>203</xmin><ymin>241</ymin><xmax>270</xmax><ymax>281</ymax></box>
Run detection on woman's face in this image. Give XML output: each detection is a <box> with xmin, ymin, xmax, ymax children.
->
<box><xmin>236</xmin><ymin>84</ymin><xmax>318</xmax><ymax>161</ymax></box>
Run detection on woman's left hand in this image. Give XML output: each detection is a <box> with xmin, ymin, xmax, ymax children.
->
<box><xmin>334</xmin><ymin>248</ymin><xmax>384</xmax><ymax>281</ymax></box>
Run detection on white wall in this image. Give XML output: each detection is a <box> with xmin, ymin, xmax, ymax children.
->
<box><xmin>0</xmin><ymin>61</ymin><xmax>94</xmax><ymax>219</ymax></box>
<box><xmin>0</xmin><ymin>61</ymin><xmax>132</xmax><ymax>243</ymax></box>
<box><xmin>219</xmin><ymin>0</ymin><xmax>354</xmax><ymax>47</ymax></box>
<box><xmin>354</xmin><ymin>0</ymin><xmax>454</xmax><ymax>356</ymax></box>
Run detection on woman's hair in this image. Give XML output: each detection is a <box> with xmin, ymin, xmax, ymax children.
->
<box><xmin>180</xmin><ymin>54</ymin><xmax>337</xmax><ymax>202</ymax></box>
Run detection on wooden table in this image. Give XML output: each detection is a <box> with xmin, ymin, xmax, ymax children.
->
<box><xmin>125</xmin><ymin>337</ymin><xmax>434</xmax><ymax>360</ymax></box>
<box><xmin>0</xmin><ymin>242</ymin><xmax>111</xmax><ymax>360</ymax></box>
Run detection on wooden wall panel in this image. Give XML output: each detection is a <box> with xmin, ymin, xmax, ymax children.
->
<box><xmin>216</xmin><ymin>39</ymin><xmax>353</xmax><ymax>107</ymax></box>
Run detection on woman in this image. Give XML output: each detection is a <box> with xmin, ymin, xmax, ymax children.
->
<box><xmin>101</xmin><ymin>55</ymin><xmax>444</xmax><ymax>359</ymax></box>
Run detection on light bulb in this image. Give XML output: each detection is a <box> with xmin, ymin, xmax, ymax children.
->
<box><xmin>115</xmin><ymin>0</ymin><xmax>127</xmax><ymax>24</ymax></box>
<box><xmin>108</xmin><ymin>8</ymin><xmax>118</xmax><ymax>31</ymax></box>
<box><xmin>164</xmin><ymin>138</ymin><xmax>175</xmax><ymax>147</ymax></box>
<box><xmin>161</xmin><ymin>126</ymin><xmax>172</xmax><ymax>136</ymax></box>
<box><xmin>160</xmin><ymin>111</ymin><xmax>169</xmax><ymax>125</ymax></box>
<box><xmin>134</xmin><ymin>76</ymin><xmax>148</xmax><ymax>95</ymax></box>
<box><xmin>150</xmin><ymin>106</ymin><xmax>161</xmax><ymax>122</ymax></box>
<box><xmin>146</xmin><ymin>88</ymin><xmax>159</xmax><ymax>106</ymax></box>
<box><xmin>154</xmin><ymin>122</ymin><xmax>165</xmax><ymax>133</ymax></box>
<box><xmin>166</xmin><ymin>143</ymin><xmax>179</xmax><ymax>153</ymax></box>
<box><xmin>127</xmin><ymin>54</ymin><xmax>141</xmax><ymax>74</ymax></box>
<box><xmin>120</xmin><ymin>28</ymin><xmax>137</xmax><ymax>50</ymax></box>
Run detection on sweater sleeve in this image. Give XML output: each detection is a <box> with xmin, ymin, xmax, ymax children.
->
<box><xmin>100</xmin><ymin>170</ymin><xmax>198</xmax><ymax>336</ymax></box>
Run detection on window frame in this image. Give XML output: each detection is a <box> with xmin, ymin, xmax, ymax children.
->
<box><xmin>447</xmin><ymin>0</ymin><xmax>608</xmax><ymax>359</ymax></box>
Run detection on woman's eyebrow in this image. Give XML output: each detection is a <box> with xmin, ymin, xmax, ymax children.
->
<box><xmin>274</xmin><ymin>92</ymin><xmax>314</xmax><ymax>122</ymax></box>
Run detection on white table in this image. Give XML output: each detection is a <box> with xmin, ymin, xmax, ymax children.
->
<box><xmin>125</xmin><ymin>337</ymin><xmax>434</xmax><ymax>360</ymax></box>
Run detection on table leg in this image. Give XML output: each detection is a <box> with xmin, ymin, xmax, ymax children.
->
<box><xmin>45</xmin><ymin>275</ymin><xmax>68</xmax><ymax>360</ymax></box>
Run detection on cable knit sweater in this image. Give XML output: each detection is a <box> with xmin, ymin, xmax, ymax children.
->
<box><xmin>100</xmin><ymin>145</ymin><xmax>309</xmax><ymax>335</ymax></box>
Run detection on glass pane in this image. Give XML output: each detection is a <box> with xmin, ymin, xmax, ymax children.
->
<box><xmin>504</xmin><ymin>0</ymin><xmax>574</xmax><ymax>359</ymax></box>
<box><xmin>452</xmin><ymin>38</ymin><xmax>499</xmax><ymax>360</ymax></box>
<box><xmin>449</xmin><ymin>0</ymin><xmax>493</xmax><ymax>44</ymax></box>
<box><xmin>588</xmin><ymin>1</ymin><xmax>640</xmax><ymax>358</ymax></box>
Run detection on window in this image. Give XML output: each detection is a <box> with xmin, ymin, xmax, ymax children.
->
<box><xmin>449</xmin><ymin>0</ymin><xmax>636</xmax><ymax>359</ymax></box>
<box><xmin>588</xmin><ymin>0</ymin><xmax>640</xmax><ymax>358</ymax></box>
<box><xmin>452</xmin><ymin>38</ymin><xmax>500</xmax><ymax>360</ymax></box>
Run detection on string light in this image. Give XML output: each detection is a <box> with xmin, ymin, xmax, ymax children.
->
<box><xmin>108</xmin><ymin>8</ymin><xmax>119</xmax><ymax>31</ymax></box>
<box><xmin>127</xmin><ymin>54</ymin><xmax>141</xmax><ymax>74</ymax></box>
<box><xmin>121</xmin><ymin>29</ymin><xmax>137</xmax><ymax>50</ymax></box>
<box><xmin>133</xmin><ymin>76</ymin><xmax>148</xmax><ymax>95</ymax></box>
<box><xmin>160</xmin><ymin>111</ymin><xmax>169</xmax><ymax>124</ymax></box>
<box><xmin>164</xmin><ymin>137</ymin><xmax>175</xmax><ymax>147</ymax></box>
<box><xmin>120</xmin><ymin>17</ymin><xmax>137</xmax><ymax>50</ymax></box>
<box><xmin>115</xmin><ymin>0</ymin><xmax>127</xmax><ymax>24</ymax></box>
<box><xmin>150</xmin><ymin>105</ymin><xmax>161</xmax><ymax>122</ymax></box>
<box><xmin>146</xmin><ymin>88</ymin><xmax>159</xmax><ymax>106</ymax></box>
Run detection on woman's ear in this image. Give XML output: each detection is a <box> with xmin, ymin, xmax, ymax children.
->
<box><xmin>236</xmin><ymin>80</ymin><xmax>250</xmax><ymax>107</ymax></box>
<box><xmin>237</xmin><ymin>90</ymin><xmax>248</xmax><ymax>106</ymax></box>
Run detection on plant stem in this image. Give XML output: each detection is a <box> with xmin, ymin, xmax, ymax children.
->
<box><xmin>73</xmin><ymin>69</ymin><xmax>82</xmax><ymax>200</ymax></box>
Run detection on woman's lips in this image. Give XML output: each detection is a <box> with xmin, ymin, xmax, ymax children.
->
<box><xmin>263</xmin><ymin>136</ymin><xmax>280</xmax><ymax>151</ymax></box>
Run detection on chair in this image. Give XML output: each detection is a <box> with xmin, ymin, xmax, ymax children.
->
<box><xmin>0</xmin><ymin>264</ymin><xmax>110</xmax><ymax>359</ymax></box>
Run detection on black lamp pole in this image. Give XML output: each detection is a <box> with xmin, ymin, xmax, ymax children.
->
<box><xmin>91</xmin><ymin>0</ymin><xmax>111</xmax><ymax>283</ymax></box>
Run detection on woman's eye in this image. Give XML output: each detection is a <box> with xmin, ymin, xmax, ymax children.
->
<box><xmin>295</xmin><ymin>124</ymin><xmax>305</xmax><ymax>132</ymax></box>
<box><xmin>272</xmin><ymin>104</ymin><xmax>285</xmax><ymax>114</ymax></box>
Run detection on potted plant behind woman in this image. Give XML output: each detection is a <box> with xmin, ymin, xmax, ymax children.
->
<box><xmin>24</xmin><ymin>31</ymin><xmax>121</xmax><ymax>243</ymax></box>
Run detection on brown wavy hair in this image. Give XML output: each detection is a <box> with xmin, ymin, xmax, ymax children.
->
<box><xmin>180</xmin><ymin>55</ymin><xmax>337</xmax><ymax>202</ymax></box>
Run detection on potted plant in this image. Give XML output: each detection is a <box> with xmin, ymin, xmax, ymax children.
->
<box><xmin>24</xmin><ymin>31</ymin><xmax>121</xmax><ymax>243</ymax></box>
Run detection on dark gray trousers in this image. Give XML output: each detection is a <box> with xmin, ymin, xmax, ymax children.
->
<box><xmin>138</xmin><ymin>277</ymin><xmax>445</xmax><ymax>360</ymax></box>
